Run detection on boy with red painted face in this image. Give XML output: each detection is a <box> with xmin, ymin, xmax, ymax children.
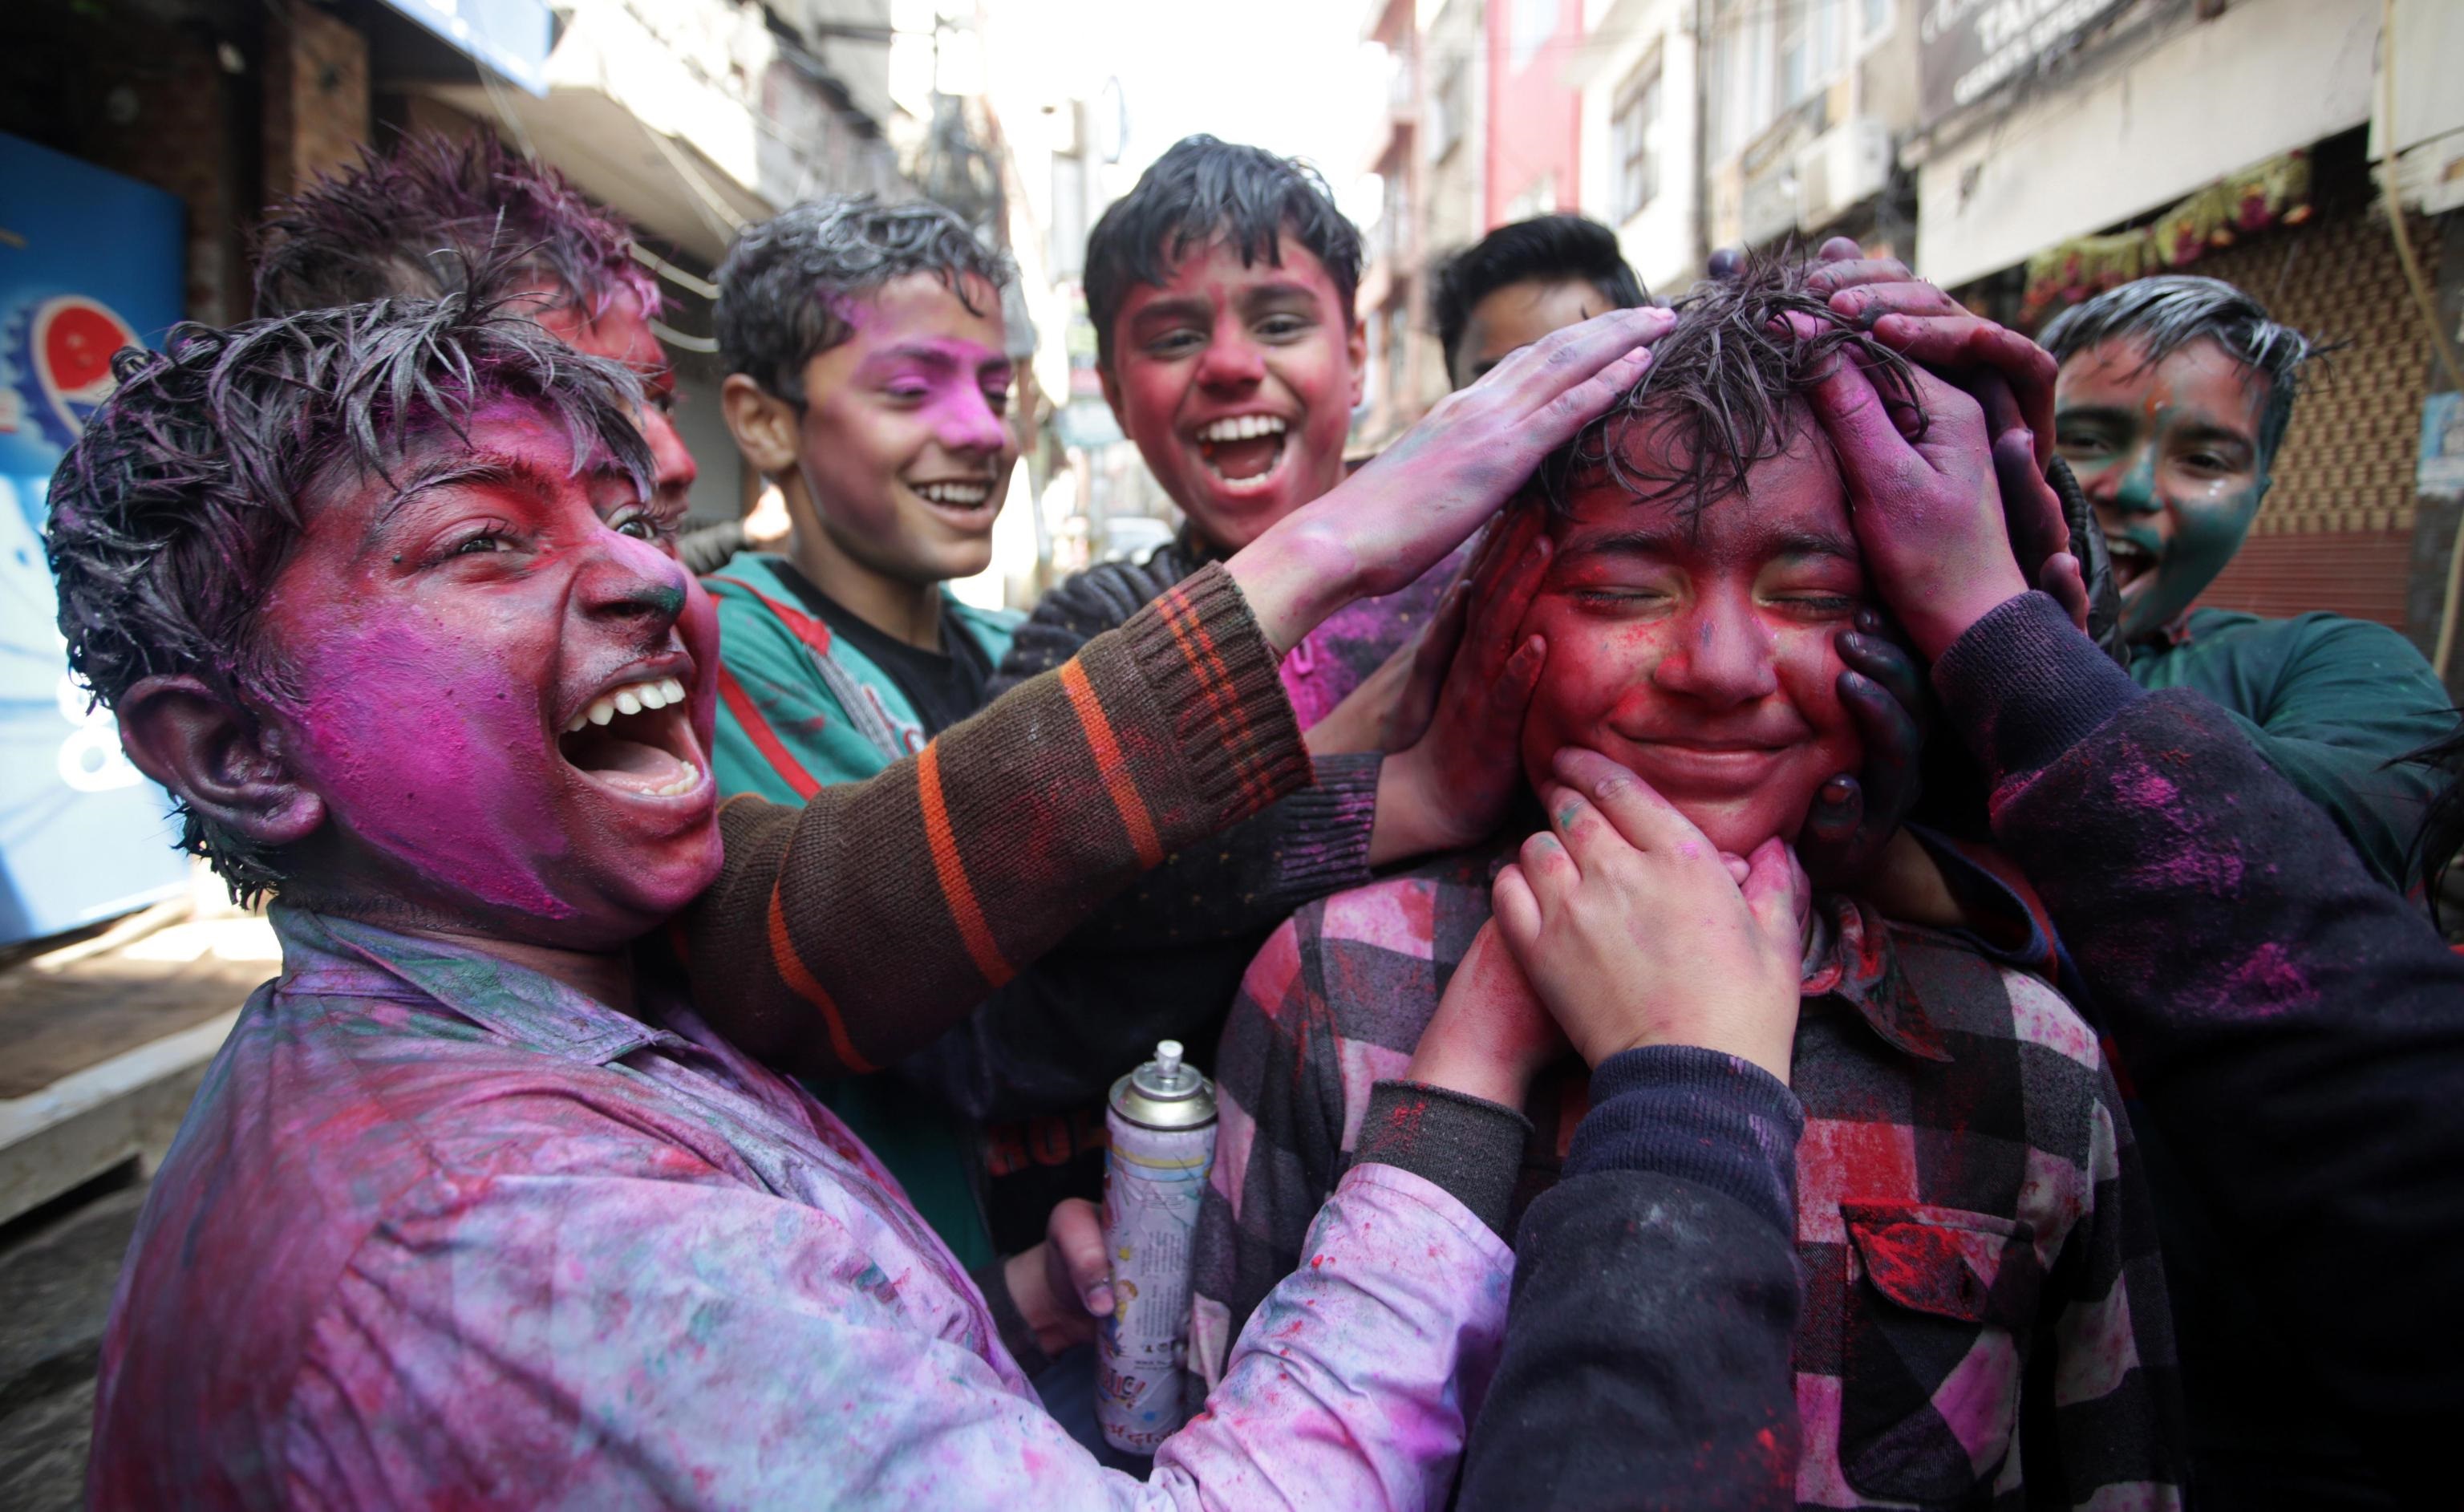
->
<box><xmin>2040</xmin><ymin>277</ymin><xmax>2454</xmax><ymax>893</ymax></box>
<box><xmin>1194</xmin><ymin>259</ymin><xmax>2183</xmax><ymax>1510</ymax></box>
<box><xmin>252</xmin><ymin>132</ymin><xmax>727</xmax><ymax>557</ymax></box>
<box><xmin>63</xmin><ymin>282</ymin><xmax>1675</xmax><ymax>1502</ymax></box>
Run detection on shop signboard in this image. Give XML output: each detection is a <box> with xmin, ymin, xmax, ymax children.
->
<box><xmin>0</xmin><ymin>132</ymin><xmax>190</xmax><ymax>946</ymax></box>
<box><xmin>1918</xmin><ymin>0</ymin><xmax>2128</xmax><ymax>127</ymax></box>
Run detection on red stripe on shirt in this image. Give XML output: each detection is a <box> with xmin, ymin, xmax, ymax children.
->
<box><xmin>716</xmin><ymin>667</ymin><xmax>823</xmax><ymax>801</ymax></box>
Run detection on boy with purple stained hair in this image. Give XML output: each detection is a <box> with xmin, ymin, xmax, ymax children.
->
<box><xmin>252</xmin><ymin>128</ymin><xmax>770</xmax><ymax>574</ymax></box>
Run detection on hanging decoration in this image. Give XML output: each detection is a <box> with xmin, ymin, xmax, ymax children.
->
<box><xmin>2020</xmin><ymin>150</ymin><xmax>2313</xmax><ymax>325</ymax></box>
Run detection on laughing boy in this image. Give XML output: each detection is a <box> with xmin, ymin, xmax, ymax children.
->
<box><xmin>2041</xmin><ymin>276</ymin><xmax>2454</xmax><ymax>892</ymax></box>
<box><xmin>704</xmin><ymin>197</ymin><xmax>1025</xmax><ymax>798</ymax></box>
<box><xmin>64</xmin><ymin>280</ymin><xmax>1666</xmax><ymax>1503</ymax></box>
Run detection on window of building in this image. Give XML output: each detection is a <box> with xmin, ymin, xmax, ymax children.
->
<box><xmin>1612</xmin><ymin>56</ymin><xmax>1663</xmax><ymax>222</ymax></box>
<box><xmin>1780</xmin><ymin>0</ymin><xmax>1846</xmax><ymax>109</ymax></box>
<box><xmin>1859</xmin><ymin>0</ymin><xmax>1894</xmax><ymax>47</ymax></box>
<box><xmin>1510</xmin><ymin>0</ymin><xmax>1559</xmax><ymax>71</ymax></box>
<box><xmin>1707</xmin><ymin>0</ymin><xmax>1777</xmax><ymax>163</ymax></box>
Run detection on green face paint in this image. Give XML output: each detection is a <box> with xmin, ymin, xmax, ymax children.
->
<box><xmin>2053</xmin><ymin>336</ymin><xmax>2272</xmax><ymax>642</ymax></box>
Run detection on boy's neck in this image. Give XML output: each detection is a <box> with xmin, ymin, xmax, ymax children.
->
<box><xmin>788</xmin><ymin>511</ymin><xmax>946</xmax><ymax>653</ymax></box>
<box><xmin>311</xmin><ymin>897</ymin><xmax>642</xmax><ymax>1016</ymax></box>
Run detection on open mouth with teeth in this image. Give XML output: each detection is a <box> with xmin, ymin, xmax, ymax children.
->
<box><xmin>2104</xmin><ymin>534</ymin><xmax>2158</xmax><ymax>593</ymax></box>
<box><xmin>1194</xmin><ymin>414</ymin><xmax>1289</xmax><ymax>494</ymax></box>
<box><xmin>557</xmin><ymin>675</ymin><xmax>707</xmax><ymax>801</ymax></box>
<box><xmin>912</xmin><ymin>479</ymin><xmax>997</xmax><ymax>513</ymax></box>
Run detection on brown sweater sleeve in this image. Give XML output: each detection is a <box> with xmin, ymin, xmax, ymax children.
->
<box><xmin>680</xmin><ymin>564</ymin><xmax>1309</xmax><ymax>1078</ymax></box>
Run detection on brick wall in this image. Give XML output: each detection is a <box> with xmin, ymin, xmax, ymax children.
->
<box><xmin>2190</xmin><ymin>198</ymin><xmax>2445</xmax><ymax>639</ymax></box>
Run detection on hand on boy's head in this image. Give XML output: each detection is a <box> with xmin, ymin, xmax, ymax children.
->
<box><xmin>1224</xmin><ymin>306</ymin><xmax>1669</xmax><ymax>652</ymax></box>
<box><xmin>1801</xmin><ymin>330</ymin><xmax>2031</xmax><ymax>662</ymax></box>
<box><xmin>1491</xmin><ymin>748</ymin><xmax>1807</xmax><ymax>1083</ymax></box>
<box><xmin>1806</xmin><ymin>246</ymin><xmax>2057</xmax><ymax>468</ymax></box>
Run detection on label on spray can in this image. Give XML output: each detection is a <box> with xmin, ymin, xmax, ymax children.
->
<box><xmin>1096</xmin><ymin>1039</ymin><xmax>1218</xmax><ymax>1454</ymax></box>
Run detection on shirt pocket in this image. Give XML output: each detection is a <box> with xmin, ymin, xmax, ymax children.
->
<box><xmin>1837</xmin><ymin>1201</ymin><xmax>2040</xmax><ymax>1507</ymax></box>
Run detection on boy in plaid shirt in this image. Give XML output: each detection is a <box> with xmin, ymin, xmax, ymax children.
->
<box><xmin>1194</xmin><ymin>259</ymin><xmax>2183</xmax><ymax>1510</ymax></box>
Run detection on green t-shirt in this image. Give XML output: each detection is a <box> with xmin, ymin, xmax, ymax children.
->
<box><xmin>2128</xmin><ymin>607</ymin><xmax>2455</xmax><ymax>891</ymax></box>
<box><xmin>702</xmin><ymin>550</ymin><xmax>1022</xmax><ymax>1272</ymax></box>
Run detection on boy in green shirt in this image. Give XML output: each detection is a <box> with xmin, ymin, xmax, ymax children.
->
<box><xmin>707</xmin><ymin>197</ymin><xmax>1023</xmax><ymax>801</ymax></box>
<box><xmin>2043</xmin><ymin>275</ymin><xmax>2456</xmax><ymax>892</ymax></box>
<box><xmin>704</xmin><ymin>197</ymin><xmax>1027</xmax><ymax>1270</ymax></box>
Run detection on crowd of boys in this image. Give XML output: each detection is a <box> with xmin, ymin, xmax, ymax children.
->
<box><xmin>51</xmin><ymin>124</ymin><xmax>2464</xmax><ymax>1508</ymax></box>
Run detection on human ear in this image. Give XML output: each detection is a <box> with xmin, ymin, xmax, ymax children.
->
<box><xmin>113</xmin><ymin>675</ymin><xmax>325</xmax><ymax>850</ymax></box>
<box><xmin>719</xmin><ymin>373</ymin><xmax>803</xmax><ymax>477</ymax></box>
<box><xmin>1098</xmin><ymin>360</ymin><xmax>1125</xmax><ymax>428</ymax></box>
<box><xmin>1346</xmin><ymin>317</ymin><xmax>1368</xmax><ymax>408</ymax></box>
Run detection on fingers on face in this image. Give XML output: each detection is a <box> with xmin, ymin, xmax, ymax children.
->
<box><xmin>1801</xmin><ymin>774</ymin><xmax>1865</xmax><ymax>853</ymax></box>
<box><xmin>1492</xmin><ymin>864</ymin><xmax>1543</xmax><ymax>951</ymax></box>
<box><xmin>1990</xmin><ymin>428</ymin><xmax>2069</xmax><ymax>563</ymax></box>
<box><xmin>1839</xmin><ymin>667</ymin><xmax>1923</xmax><ymax>770</ymax></box>
<box><xmin>1837</xmin><ymin>623</ymin><xmax>1926</xmax><ymax>711</ymax></box>
<box><xmin>1546</xmin><ymin>746</ymin><xmax>1728</xmax><ymax>873</ymax></box>
<box><xmin>1739</xmin><ymin>837</ymin><xmax>1812</xmax><ymax>943</ymax></box>
<box><xmin>2040</xmin><ymin>552</ymin><xmax>2091</xmax><ymax>631</ymax></box>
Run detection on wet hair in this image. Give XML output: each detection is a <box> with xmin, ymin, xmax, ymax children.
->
<box><xmin>253</xmin><ymin>130</ymin><xmax>659</xmax><ymax>322</ymax></box>
<box><xmin>2403</xmin><ymin>720</ymin><xmax>2464</xmax><ymax>927</ymax></box>
<box><xmin>713</xmin><ymin>194</ymin><xmax>1014</xmax><ymax>403</ymax></box>
<box><xmin>1431</xmin><ymin>214</ymin><xmax>1648</xmax><ymax>375</ymax></box>
<box><xmin>1542</xmin><ymin>250</ymin><xmax>1923</xmax><ymax>513</ymax></box>
<box><xmin>2038</xmin><ymin>275</ymin><xmax>2315</xmax><ymax>470</ymax></box>
<box><xmin>1083</xmin><ymin>135</ymin><xmax>1363</xmax><ymax>369</ymax></box>
<box><xmin>46</xmin><ymin>282</ymin><xmax>654</xmax><ymax>902</ymax></box>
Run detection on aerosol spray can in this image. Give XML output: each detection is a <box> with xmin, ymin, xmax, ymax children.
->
<box><xmin>1096</xmin><ymin>1038</ymin><xmax>1218</xmax><ymax>1454</ymax></box>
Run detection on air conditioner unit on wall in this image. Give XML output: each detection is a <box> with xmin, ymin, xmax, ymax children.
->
<box><xmin>1794</xmin><ymin>117</ymin><xmax>1892</xmax><ymax>229</ymax></box>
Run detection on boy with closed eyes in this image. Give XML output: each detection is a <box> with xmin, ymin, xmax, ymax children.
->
<box><xmin>1194</xmin><ymin>258</ymin><xmax>2183</xmax><ymax>1510</ymax></box>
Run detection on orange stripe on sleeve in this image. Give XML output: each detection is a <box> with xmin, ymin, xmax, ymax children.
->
<box><xmin>765</xmin><ymin>882</ymin><xmax>875</xmax><ymax>1074</ymax></box>
<box><xmin>916</xmin><ymin>741</ymin><xmax>1012</xmax><ymax>986</ymax></box>
<box><xmin>1060</xmin><ymin>659</ymin><xmax>1165</xmax><ymax>868</ymax></box>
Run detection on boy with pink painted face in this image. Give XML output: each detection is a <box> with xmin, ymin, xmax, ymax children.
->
<box><xmin>62</xmin><ymin>278</ymin><xmax>1677</xmax><ymax>1502</ymax></box>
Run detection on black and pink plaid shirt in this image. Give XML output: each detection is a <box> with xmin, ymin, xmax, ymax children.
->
<box><xmin>1194</xmin><ymin>847</ymin><xmax>2185</xmax><ymax>1510</ymax></box>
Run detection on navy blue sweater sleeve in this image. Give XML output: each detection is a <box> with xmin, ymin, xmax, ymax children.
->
<box><xmin>1457</xmin><ymin>1048</ymin><xmax>1805</xmax><ymax>1512</ymax></box>
<box><xmin>1934</xmin><ymin>590</ymin><xmax>2464</xmax><ymax>1507</ymax></box>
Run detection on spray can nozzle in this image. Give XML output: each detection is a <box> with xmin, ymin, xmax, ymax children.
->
<box><xmin>1153</xmin><ymin>1040</ymin><xmax>1185</xmax><ymax>1087</ymax></box>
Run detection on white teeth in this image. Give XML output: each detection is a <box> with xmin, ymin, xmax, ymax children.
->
<box><xmin>1199</xmin><ymin>414</ymin><xmax>1287</xmax><ymax>444</ymax></box>
<box><xmin>917</xmin><ymin>481</ymin><xmax>992</xmax><ymax>506</ymax></box>
<box><xmin>565</xmin><ymin>676</ymin><xmax>689</xmax><ymax>735</ymax></box>
<box><xmin>648</xmin><ymin>768</ymin><xmax>704</xmax><ymax>797</ymax></box>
